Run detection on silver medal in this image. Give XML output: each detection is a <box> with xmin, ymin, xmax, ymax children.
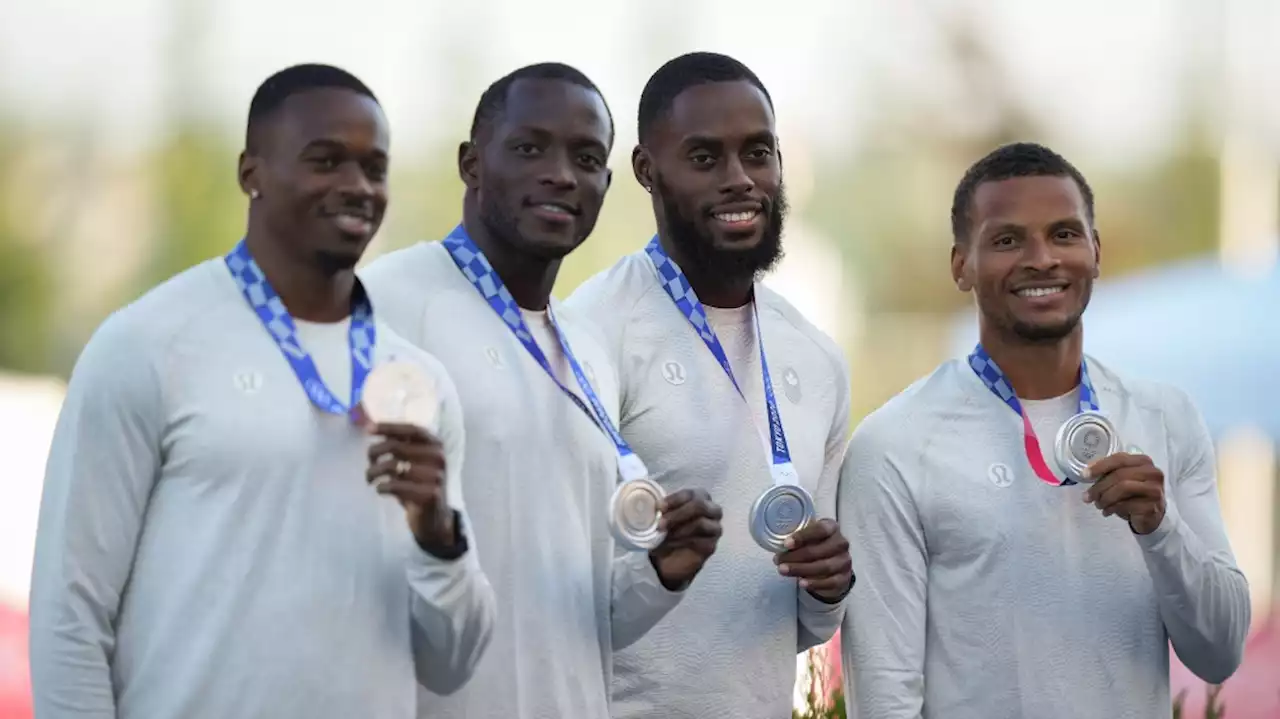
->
<box><xmin>609</xmin><ymin>477</ymin><xmax>667</xmax><ymax>551</ymax></box>
<box><xmin>749</xmin><ymin>484</ymin><xmax>815</xmax><ymax>553</ymax></box>
<box><xmin>360</xmin><ymin>362</ymin><xmax>440</xmax><ymax>490</ymax></box>
<box><xmin>1053</xmin><ymin>411</ymin><xmax>1120</xmax><ymax>484</ymax></box>
<box><xmin>360</xmin><ymin>361</ymin><xmax>440</xmax><ymax>432</ymax></box>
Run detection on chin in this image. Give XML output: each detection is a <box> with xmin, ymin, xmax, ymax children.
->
<box><xmin>314</xmin><ymin>246</ymin><xmax>363</xmax><ymax>274</ymax></box>
<box><xmin>1010</xmin><ymin>317</ymin><xmax>1081</xmax><ymax>343</ymax></box>
<box><xmin>518</xmin><ymin>228</ymin><xmax>583</xmax><ymax>260</ymax></box>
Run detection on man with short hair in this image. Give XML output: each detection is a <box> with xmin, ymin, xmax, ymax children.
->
<box><xmin>29</xmin><ymin>64</ymin><xmax>496</xmax><ymax>719</ymax></box>
<box><xmin>361</xmin><ymin>62</ymin><xmax>722</xmax><ymax>719</ymax></box>
<box><xmin>840</xmin><ymin>141</ymin><xmax>1251</xmax><ymax>719</ymax></box>
<box><xmin>565</xmin><ymin>52</ymin><xmax>855</xmax><ymax>719</ymax></box>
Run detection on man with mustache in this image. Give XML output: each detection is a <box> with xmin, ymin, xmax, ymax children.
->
<box><xmin>840</xmin><ymin>142</ymin><xmax>1250</xmax><ymax>718</ymax></box>
<box><xmin>360</xmin><ymin>62</ymin><xmax>723</xmax><ymax>719</ymax></box>
<box><xmin>565</xmin><ymin>52</ymin><xmax>855</xmax><ymax>718</ymax></box>
<box><xmin>29</xmin><ymin>64</ymin><xmax>496</xmax><ymax>719</ymax></box>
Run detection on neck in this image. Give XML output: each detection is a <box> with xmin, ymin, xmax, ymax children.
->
<box><xmin>978</xmin><ymin>323</ymin><xmax>1084</xmax><ymax>400</ymax></box>
<box><xmin>657</xmin><ymin>231</ymin><xmax>753</xmax><ymax>308</ymax></box>
<box><xmin>462</xmin><ymin>212</ymin><xmax>559</xmax><ymax>311</ymax></box>
<box><xmin>244</xmin><ymin>227</ymin><xmax>354</xmax><ymax>323</ymax></box>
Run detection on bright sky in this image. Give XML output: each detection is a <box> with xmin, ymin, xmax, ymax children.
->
<box><xmin>2</xmin><ymin>0</ymin><xmax>1276</xmax><ymax>163</ymax></box>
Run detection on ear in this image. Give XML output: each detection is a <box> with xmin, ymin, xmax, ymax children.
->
<box><xmin>237</xmin><ymin>150</ymin><xmax>260</xmax><ymax>198</ymax></box>
<box><xmin>457</xmin><ymin>140</ymin><xmax>480</xmax><ymax>190</ymax></box>
<box><xmin>951</xmin><ymin>242</ymin><xmax>972</xmax><ymax>292</ymax></box>
<box><xmin>1091</xmin><ymin>229</ymin><xmax>1103</xmax><ymax>278</ymax></box>
<box><xmin>604</xmin><ymin>167</ymin><xmax>613</xmax><ymax>192</ymax></box>
<box><xmin>631</xmin><ymin>144</ymin><xmax>653</xmax><ymax>193</ymax></box>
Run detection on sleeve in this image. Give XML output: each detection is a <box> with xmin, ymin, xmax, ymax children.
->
<box><xmin>796</xmin><ymin>349</ymin><xmax>853</xmax><ymax>651</ymax></box>
<box><xmin>609</xmin><ymin>551</ymin><xmax>685</xmax><ymax>651</ymax></box>
<box><xmin>406</xmin><ymin>363</ymin><xmax>497</xmax><ymax>695</ymax></box>
<box><xmin>567</xmin><ymin>275</ymin><xmax>689</xmax><ymax>650</ymax></box>
<box><xmin>838</xmin><ymin>417</ymin><xmax>927</xmax><ymax>719</ymax></box>
<box><xmin>1133</xmin><ymin>387</ymin><xmax>1251</xmax><ymax>684</ymax></box>
<box><xmin>28</xmin><ymin>314</ymin><xmax>165</xmax><ymax>718</ymax></box>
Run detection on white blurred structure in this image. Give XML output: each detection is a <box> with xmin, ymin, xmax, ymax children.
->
<box><xmin>0</xmin><ymin>373</ymin><xmax>64</xmax><ymax>610</ymax></box>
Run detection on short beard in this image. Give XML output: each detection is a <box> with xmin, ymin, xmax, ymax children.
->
<box><xmin>1010</xmin><ymin>313</ymin><xmax>1083</xmax><ymax>343</ymax></box>
<box><xmin>478</xmin><ymin>188</ymin><xmax>527</xmax><ymax>256</ymax></box>
<box><xmin>314</xmin><ymin>249</ymin><xmax>360</xmax><ymax>275</ymax></box>
<box><xmin>656</xmin><ymin>174</ymin><xmax>787</xmax><ymax>284</ymax></box>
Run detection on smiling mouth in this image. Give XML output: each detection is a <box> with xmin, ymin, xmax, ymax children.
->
<box><xmin>1013</xmin><ymin>284</ymin><xmax>1068</xmax><ymax>299</ymax></box>
<box><xmin>330</xmin><ymin>211</ymin><xmax>375</xmax><ymax>236</ymax></box>
<box><xmin>713</xmin><ymin>210</ymin><xmax>760</xmax><ymax>223</ymax></box>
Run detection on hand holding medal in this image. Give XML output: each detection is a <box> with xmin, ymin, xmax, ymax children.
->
<box><xmin>645</xmin><ymin>488</ymin><xmax>724</xmax><ymax>591</ymax></box>
<box><xmin>773</xmin><ymin>517</ymin><xmax>855</xmax><ymax>602</ymax></box>
<box><xmin>359</xmin><ymin>361</ymin><xmax>459</xmax><ymax>556</ymax></box>
<box><xmin>1081</xmin><ymin>452</ymin><xmax>1167</xmax><ymax>535</ymax></box>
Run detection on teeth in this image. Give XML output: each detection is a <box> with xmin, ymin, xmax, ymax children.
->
<box><xmin>1017</xmin><ymin>286</ymin><xmax>1065</xmax><ymax>298</ymax></box>
<box><xmin>714</xmin><ymin>211</ymin><xmax>758</xmax><ymax>223</ymax></box>
<box><xmin>538</xmin><ymin>204</ymin><xmax>571</xmax><ymax>215</ymax></box>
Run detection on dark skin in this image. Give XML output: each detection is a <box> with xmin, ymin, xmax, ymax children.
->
<box><xmin>237</xmin><ymin>87</ymin><xmax>458</xmax><ymax>557</ymax></box>
<box><xmin>457</xmin><ymin>78</ymin><xmax>612</xmax><ymax>310</ymax></box>
<box><xmin>365</xmin><ymin>424</ymin><xmax>461</xmax><ymax>555</ymax></box>
<box><xmin>635</xmin><ymin>80</ymin><xmax>851</xmax><ymax>601</ymax></box>
<box><xmin>457</xmin><ymin>76</ymin><xmax>723</xmax><ymax>588</ymax></box>
<box><xmin>952</xmin><ymin>175</ymin><xmax>1165</xmax><ymax>533</ymax></box>
<box><xmin>633</xmin><ymin>80</ymin><xmax>784</xmax><ymax>308</ymax></box>
<box><xmin>238</xmin><ymin>88</ymin><xmax>389</xmax><ymax>322</ymax></box>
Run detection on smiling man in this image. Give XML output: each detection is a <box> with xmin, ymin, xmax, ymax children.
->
<box><xmin>565</xmin><ymin>52</ymin><xmax>854</xmax><ymax>719</ymax></box>
<box><xmin>360</xmin><ymin>62</ymin><xmax>722</xmax><ymax>719</ymax></box>
<box><xmin>28</xmin><ymin>64</ymin><xmax>496</xmax><ymax>719</ymax></box>
<box><xmin>839</xmin><ymin>142</ymin><xmax>1250</xmax><ymax>719</ymax></box>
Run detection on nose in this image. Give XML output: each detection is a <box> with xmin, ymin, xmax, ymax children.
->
<box><xmin>537</xmin><ymin>148</ymin><xmax>578</xmax><ymax>190</ymax></box>
<box><xmin>1020</xmin><ymin>234</ymin><xmax>1060</xmax><ymax>272</ymax></box>
<box><xmin>718</xmin><ymin>155</ymin><xmax>753</xmax><ymax>196</ymax></box>
<box><xmin>335</xmin><ymin>161</ymin><xmax>376</xmax><ymax>199</ymax></box>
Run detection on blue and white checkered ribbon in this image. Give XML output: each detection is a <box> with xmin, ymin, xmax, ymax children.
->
<box><xmin>967</xmin><ymin>344</ymin><xmax>1099</xmax><ymax>487</ymax></box>
<box><xmin>645</xmin><ymin>236</ymin><xmax>798</xmax><ymax>488</ymax></box>
<box><xmin>443</xmin><ymin>224</ymin><xmax>647</xmax><ymax>482</ymax></box>
<box><xmin>225</xmin><ymin>239</ymin><xmax>375</xmax><ymax>417</ymax></box>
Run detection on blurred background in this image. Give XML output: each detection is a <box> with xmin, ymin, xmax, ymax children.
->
<box><xmin>1</xmin><ymin>0</ymin><xmax>1277</xmax><ymax>716</ymax></box>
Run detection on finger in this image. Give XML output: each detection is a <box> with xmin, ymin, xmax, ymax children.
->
<box><xmin>1102</xmin><ymin>498</ymin><xmax>1154</xmax><ymax>520</ymax></box>
<box><xmin>1082</xmin><ymin>466</ymin><xmax>1149</xmax><ymax>503</ymax></box>
<box><xmin>1084</xmin><ymin>452</ymin><xmax>1151</xmax><ymax>481</ymax></box>
<box><xmin>374</xmin><ymin>479</ymin><xmax>444</xmax><ymax>507</ymax></box>
<box><xmin>371</xmin><ymin>422</ymin><xmax>440</xmax><ymax>444</ymax></box>
<box><xmin>782</xmin><ymin>518</ymin><xmax>836</xmax><ymax>550</ymax></box>
<box><xmin>662</xmin><ymin>516</ymin><xmax>722</xmax><ymax>543</ymax></box>
<box><xmin>366</xmin><ymin>456</ymin><xmax>445</xmax><ymax>488</ymax></box>
<box><xmin>657</xmin><ymin>498</ymin><xmax>720</xmax><ymax>532</ymax></box>
<box><xmin>656</xmin><ymin>535</ymin><xmax>720</xmax><ymax>558</ymax></box>
<box><xmin>775</xmin><ymin>533</ymin><xmax>849</xmax><ymax>566</ymax></box>
<box><xmin>1092</xmin><ymin>473</ymin><xmax>1161</xmax><ymax>511</ymax></box>
<box><xmin>657</xmin><ymin>488</ymin><xmax>714</xmax><ymax>514</ymax></box>
<box><xmin>799</xmin><ymin>573</ymin><xmax>853</xmax><ymax>594</ymax></box>
<box><xmin>367</xmin><ymin>439</ymin><xmax>447</xmax><ymax>471</ymax></box>
<box><xmin>779</xmin><ymin>554</ymin><xmax>853</xmax><ymax>580</ymax></box>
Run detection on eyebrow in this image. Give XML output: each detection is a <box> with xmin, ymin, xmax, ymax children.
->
<box><xmin>299</xmin><ymin>138</ymin><xmax>387</xmax><ymax>159</ymax></box>
<box><xmin>679</xmin><ymin>131</ymin><xmax>777</xmax><ymax>149</ymax></box>
<box><xmin>507</xmin><ymin>124</ymin><xmax>609</xmax><ymax>154</ymax></box>
<box><xmin>1048</xmin><ymin>217</ymin><xmax>1088</xmax><ymax>233</ymax></box>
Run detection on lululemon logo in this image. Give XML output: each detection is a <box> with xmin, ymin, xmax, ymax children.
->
<box><xmin>485</xmin><ymin>347</ymin><xmax>504</xmax><ymax>369</ymax></box>
<box><xmin>662</xmin><ymin>360</ymin><xmax>686</xmax><ymax>386</ymax></box>
<box><xmin>782</xmin><ymin>367</ymin><xmax>802</xmax><ymax>403</ymax></box>
<box><xmin>988</xmin><ymin>463</ymin><xmax>1013</xmax><ymax>488</ymax></box>
<box><xmin>233</xmin><ymin>370</ymin><xmax>264</xmax><ymax>395</ymax></box>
